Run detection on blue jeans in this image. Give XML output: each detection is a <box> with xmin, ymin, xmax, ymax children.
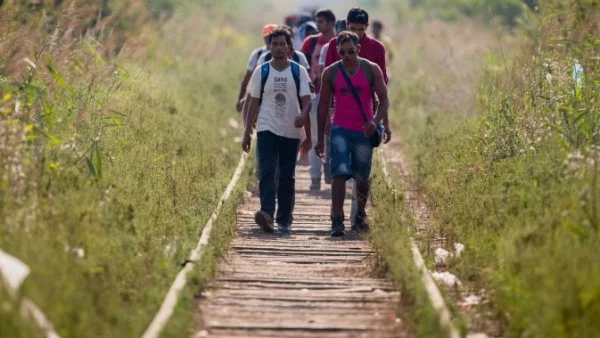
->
<box><xmin>329</xmin><ymin>125</ymin><xmax>374</xmax><ymax>182</ymax></box>
<box><xmin>257</xmin><ymin>131</ymin><xmax>300</xmax><ymax>226</ymax></box>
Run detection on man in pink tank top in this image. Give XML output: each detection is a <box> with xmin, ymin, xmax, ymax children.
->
<box><xmin>315</xmin><ymin>31</ymin><xmax>391</xmax><ymax>237</ymax></box>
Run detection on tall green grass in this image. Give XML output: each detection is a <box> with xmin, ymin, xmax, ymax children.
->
<box><xmin>389</xmin><ymin>1</ymin><xmax>600</xmax><ymax>336</ymax></box>
<box><xmin>369</xmin><ymin>163</ymin><xmax>449</xmax><ymax>337</ymax></box>
<box><xmin>0</xmin><ymin>1</ymin><xmax>257</xmax><ymax>336</ymax></box>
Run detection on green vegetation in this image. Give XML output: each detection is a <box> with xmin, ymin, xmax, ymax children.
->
<box><xmin>369</xmin><ymin>162</ymin><xmax>449</xmax><ymax>337</ymax></box>
<box><xmin>162</xmin><ymin>161</ymin><xmax>255</xmax><ymax>337</ymax></box>
<box><xmin>389</xmin><ymin>0</ymin><xmax>600</xmax><ymax>336</ymax></box>
<box><xmin>408</xmin><ymin>0</ymin><xmax>532</xmax><ymax>25</ymax></box>
<box><xmin>0</xmin><ymin>1</ymin><xmax>256</xmax><ymax>336</ymax></box>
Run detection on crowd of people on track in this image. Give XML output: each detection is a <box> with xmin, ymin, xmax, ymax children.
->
<box><xmin>238</xmin><ymin>7</ymin><xmax>394</xmax><ymax>237</ymax></box>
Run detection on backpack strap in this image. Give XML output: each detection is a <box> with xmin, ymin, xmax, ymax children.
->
<box><xmin>338</xmin><ymin>62</ymin><xmax>370</xmax><ymax>123</ymax></box>
<box><xmin>290</xmin><ymin>61</ymin><xmax>302</xmax><ymax>109</ymax></box>
<box><xmin>259</xmin><ymin>62</ymin><xmax>270</xmax><ymax>105</ymax></box>
<box><xmin>306</xmin><ymin>36</ymin><xmax>319</xmax><ymax>68</ymax></box>
<box><xmin>292</xmin><ymin>52</ymin><xmax>300</xmax><ymax>64</ymax></box>
<box><xmin>264</xmin><ymin>52</ymin><xmax>272</xmax><ymax>63</ymax></box>
<box><xmin>327</xmin><ymin>61</ymin><xmax>342</xmax><ymax>93</ymax></box>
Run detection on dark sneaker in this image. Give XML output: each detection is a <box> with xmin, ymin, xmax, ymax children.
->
<box><xmin>331</xmin><ymin>216</ymin><xmax>345</xmax><ymax>237</ymax></box>
<box><xmin>277</xmin><ymin>223</ymin><xmax>292</xmax><ymax>234</ymax></box>
<box><xmin>254</xmin><ymin>210</ymin><xmax>274</xmax><ymax>233</ymax></box>
<box><xmin>309</xmin><ymin>178</ymin><xmax>321</xmax><ymax>191</ymax></box>
<box><xmin>351</xmin><ymin>212</ymin><xmax>369</xmax><ymax>233</ymax></box>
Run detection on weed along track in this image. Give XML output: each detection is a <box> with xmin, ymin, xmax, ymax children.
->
<box><xmin>194</xmin><ymin>165</ymin><xmax>412</xmax><ymax>338</ymax></box>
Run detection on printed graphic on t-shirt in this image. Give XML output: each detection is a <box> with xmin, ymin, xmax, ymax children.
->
<box><xmin>273</xmin><ymin>76</ymin><xmax>288</xmax><ymax>118</ymax></box>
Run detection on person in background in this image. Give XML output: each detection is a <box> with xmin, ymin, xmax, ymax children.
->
<box><xmin>325</xmin><ymin>8</ymin><xmax>388</xmax><ymax>83</ymax></box>
<box><xmin>300</xmin><ymin>9</ymin><xmax>336</xmax><ymax>190</ymax></box>
<box><xmin>236</xmin><ymin>24</ymin><xmax>277</xmax><ymax>114</ymax></box>
<box><xmin>371</xmin><ymin>20</ymin><xmax>395</xmax><ymax>63</ymax></box>
<box><xmin>297</xmin><ymin>20</ymin><xmax>318</xmax><ymax>47</ymax></box>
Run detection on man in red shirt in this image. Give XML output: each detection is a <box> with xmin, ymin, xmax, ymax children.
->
<box><xmin>324</xmin><ymin>8</ymin><xmax>388</xmax><ymax>84</ymax></box>
<box><xmin>300</xmin><ymin>9</ymin><xmax>336</xmax><ymax>190</ymax></box>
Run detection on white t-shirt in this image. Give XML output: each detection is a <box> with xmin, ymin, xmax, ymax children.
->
<box><xmin>319</xmin><ymin>43</ymin><xmax>329</xmax><ymax>67</ymax></box>
<box><xmin>248</xmin><ymin>62</ymin><xmax>313</xmax><ymax>140</ymax></box>
<box><xmin>246</xmin><ymin>46</ymin><xmax>268</xmax><ymax>71</ymax></box>
<box><xmin>257</xmin><ymin>51</ymin><xmax>310</xmax><ymax>71</ymax></box>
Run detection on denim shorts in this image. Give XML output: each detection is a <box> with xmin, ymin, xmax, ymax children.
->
<box><xmin>328</xmin><ymin>125</ymin><xmax>374</xmax><ymax>182</ymax></box>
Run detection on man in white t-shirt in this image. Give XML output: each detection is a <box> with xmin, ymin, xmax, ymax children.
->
<box><xmin>242</xmin><ymin>26</ymin><xmax>310</xmax><ymax>129</ymax></box>
<box><xmin>236</xmin><ymin>24</ymin><xmax>277</xmax><ymax>113</ymax></box>
<box><xmin>242</xmin><ymin>28</ymin><xmax>313</xmax><ymax>234</ymax></box>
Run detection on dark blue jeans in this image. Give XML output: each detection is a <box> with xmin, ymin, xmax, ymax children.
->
<box><xmin>257</xmin><ymin>131</ymin><xmax>300</xmax><ymax>226</ymax></box>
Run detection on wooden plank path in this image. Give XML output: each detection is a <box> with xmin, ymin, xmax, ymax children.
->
<box><xmin>194</xmin><ymin>166</ymin><xmax>413</xmax><ymax>338</ymax></box>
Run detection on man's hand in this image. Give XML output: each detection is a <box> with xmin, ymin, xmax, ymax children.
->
<box><xmin>300</xmin><ymin>138</ymin><xmax>312</xmax><ymax>155</ymax></box>
<box><xmin>363</xmin><ymin>120</ymin><xmax>377</xmax><ymax>137</ymax></box>
<box><xmin>241</xmin><ymin>131</ymin><xmax>252</xmax><ymax>153</ymax></box>
<box><xmin>314</xmin><ymin>140</ymin><xmax>325</xmax><ymax>158</ymax></box>
<box><xmin>384</xmin><ymin>124</ymin><xmax>392</xmax><ymax>144</ymax></box>
<box><xmin>295</xmin><ymin>114</ymin><xmax>308</xmax><ymax>128</ymax></box>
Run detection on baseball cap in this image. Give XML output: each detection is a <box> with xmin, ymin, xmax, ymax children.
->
<box><xmin>262</xmin><ymin>24</ymin><xmax>278</xmax><ymax>37</ymax></box>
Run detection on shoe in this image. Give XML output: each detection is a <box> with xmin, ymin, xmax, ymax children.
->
<box><xmin>277</xmin><ymin>223</ymin><xmax>292</xmax><ymax>234</ymax></box>
<box><xmin>351</xmin><ymin>212</ymin><xmax>369</xmax><ymax>233</ymax></box>
<box><xmin>309</xmin><ymin>178</ymin><xmax>321</xmax><ymax>191</ymax></box>
<box><xmin>331</xmin><ymin>216</ymin><xmax>345</xmax><ymax>237</ymax></box>
<box><xmin>254</xmin><ymin>210</ymin><xmax>274</xmax><ymax>233</ymax></box>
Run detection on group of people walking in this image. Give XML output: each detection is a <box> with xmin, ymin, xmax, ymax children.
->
<box><xmin>238</xmin><ymin>8</ymin><xmax>392</xmax><ymax>237</ymax></box>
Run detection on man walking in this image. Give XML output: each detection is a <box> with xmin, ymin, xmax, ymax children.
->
<box><xmin>324</xmin><ymin>8</ymin><xmax>390</xmax><ymax>229</ymax></box>
<box><xmin>315</xmin><ymin>31</ymin><xmax>391</xmax><ymax>236</ymax></box>
<box><xmin>242</xmin><ymin>28</ymin><xmax>313</xmax><ymax>234</ymax></box>
<box><xmin>300</xmin><ymin>9</ymin><xmax>336</xmax><ymax>190</ymax></box>
<box><xmin>371</xmin><ymin>20</ymin><xmax>395</xmax><ymax>63</ymax></box>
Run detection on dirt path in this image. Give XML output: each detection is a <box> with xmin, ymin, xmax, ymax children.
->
<box><xmin>194</xmin><ymin>166</ymin><xmax>412</xmax><ymax>338</ymax></box>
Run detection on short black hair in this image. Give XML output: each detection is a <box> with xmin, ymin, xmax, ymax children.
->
<box><xmin>337</xmin><ymin>31</ymin><xmax>360</xmax><ymax>46</ymax></box>
<box><xmin>315</xmin><ymin>9</ymin><xmax>336</xmax><ymax>23</ymax></box>
<box><xmin>347</xmin><ymin>8</ymin><xmax>369</xmax><ymax>25</ymax></box>
<box><xmin>268</xmin><ymin>27</ymin><xmax>292</xmax><ymax>46</ymax></box>
<box><xmin>372</xmin><ymin>20</ymin><xmax>383</xmax><ymax>29</ymax></box>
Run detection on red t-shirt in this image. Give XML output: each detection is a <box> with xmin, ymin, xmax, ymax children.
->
<box><xmin>301</xmin><ymin>33</ymin><xmax>332</xmax><ymax>93</ymax></box>
<box><xmin>324</xmin><ymin>35</ymin><xmax>388</xmax><ymax>84</ymax></box>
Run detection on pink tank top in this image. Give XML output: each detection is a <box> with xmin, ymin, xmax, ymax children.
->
<box><xmin>332</xmin><ymin>65</ymin><xmax>374</xmax><ymax>132</ymax></box>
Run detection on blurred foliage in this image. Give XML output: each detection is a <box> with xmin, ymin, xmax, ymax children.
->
<box><xmin>408</xmin><ymin>0</ymin><xmax>536</xmax><ymax>26</ymax></box>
